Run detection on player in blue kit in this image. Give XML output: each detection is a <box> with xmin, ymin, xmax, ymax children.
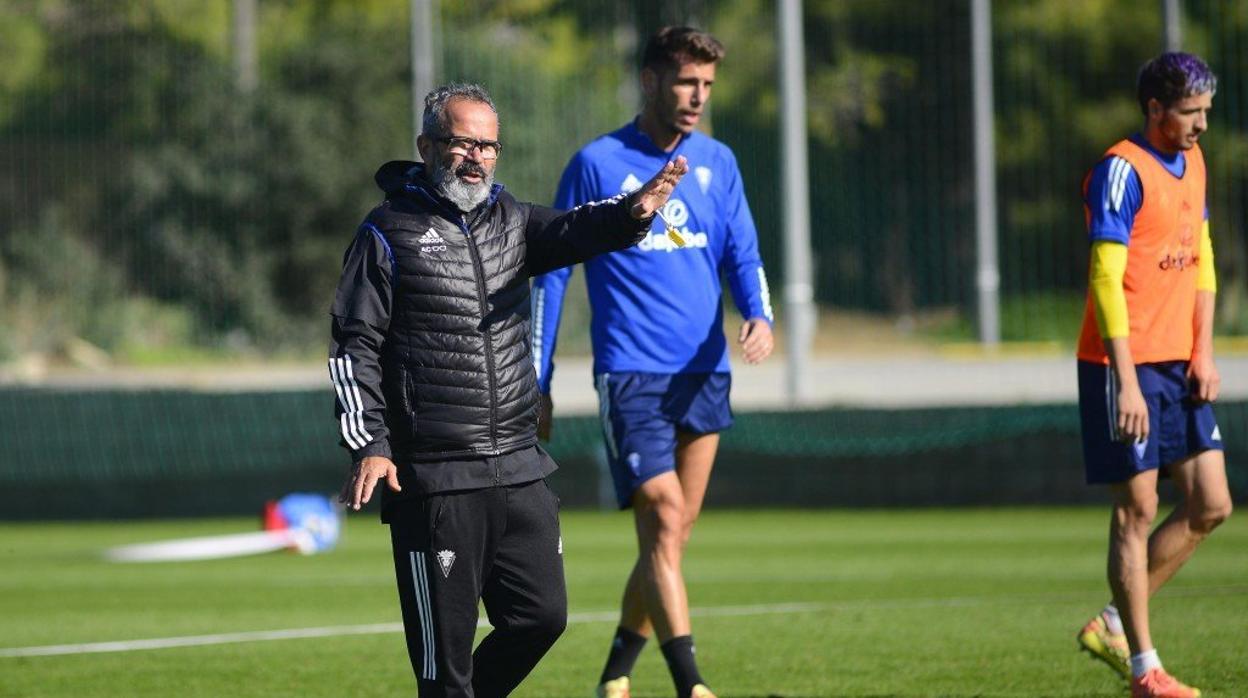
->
<box><xmin>531</xmin><ymin>27</ymin><xmax>774</xmax><ymax>698</ymax></box>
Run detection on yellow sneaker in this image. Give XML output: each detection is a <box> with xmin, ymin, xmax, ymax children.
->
<box><xmin>1077</xmin><ymin>613</ymin><xmax>1130</xmax><ymax>679</ymax></box>
<box><xmin>690</xmin><ymin>684</ymin><xmax>717</xmax><ymax>698</ymax></box>
<box><xmin>595</xmin><ymin>676</ymin><xmax>629</xmax><ymax>698</ymax></box>
<box><xmin>1131</xmin><ymin>667</ymin><xmax>1201</xmax><ymax>698</ymax></box>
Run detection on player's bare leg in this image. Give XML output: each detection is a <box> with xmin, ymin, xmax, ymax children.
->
<box><xmin>1145</xmin><ymin>449</ymin><xmax>1231</xmax><ymax>593</ymax></box>
<box><xmin>600</xmin><ymin>433</ymin><xmax>719</xmax><ymax>697</ymax></box>
<box><xmin>633</xmin><ymin>472</ymin><xmax>693</xmax><ymax>639</ymax></box>
<box><xmin>618</xmin><ymin>433</ymin><xmax>718</xmax><ymax>635</ymax></box>
<box><xmin>1108</xmin><ymin>469</ymin><xmax>1160</xmax><ymax>656</ymax></box>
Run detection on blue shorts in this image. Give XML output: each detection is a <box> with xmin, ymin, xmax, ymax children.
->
<box><xmin>595</xmin><ymin>372</ymin><xmax>733</xmax><ymax>509</ymax></box>
<box><xmin>1077</xmin><ymin>360</ymin><xmax>1223</xmax><ymax>485</ymax></box>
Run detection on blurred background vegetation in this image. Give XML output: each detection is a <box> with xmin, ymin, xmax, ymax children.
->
<box><xmin>2</xmin><ymin>0</ymin><xmax>1247</xmax><ymax>368</ymax></box>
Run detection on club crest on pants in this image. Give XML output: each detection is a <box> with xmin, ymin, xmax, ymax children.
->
<box><xmin>435</xmin><ymin>549</ymin><xmax>456</xmax><ymax>578</ymax></box>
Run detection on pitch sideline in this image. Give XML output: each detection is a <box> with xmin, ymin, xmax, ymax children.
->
<box><xmin>0</xmin><ymin>602</ymin><xmax>825</xmax><ymax>658</ymax></box>
<box><xmin>5</xmin><ymin>585</ymin><xmax>1244</xmax><ymax>659</ymax></box>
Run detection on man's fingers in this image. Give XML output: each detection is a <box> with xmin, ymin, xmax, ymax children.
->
<box><xmin>1201</xmin><ymin>380</ymin><xmax>1218</xmax><ymax>403</ymax></box>
<box><xmin>738</xmin><ymin>320</ymin><xmax>773</xmax><ymax>365</ymax></box>
<box><xmin>632</xmin><ymin>157</ymin><xmax>689</xmax><ymax>218</ymax></box>
<box><xmin>386</xmin><ymin>468</ymin><xmax>402</xmax><ymax>493</ymax></box>
<box><xmin>1118</xmin><ymin>411</ymin><xmax>1147</xmax><ymax>443</ymax></box>
<box><xmin>352</xmin><ymin>471</ymin><xmax>372</xmax><ymax>510</ymax></box>
<box><xmin>360</xmin><ymin>473</ymin><xmax>378</xmax><ymax>506</ymax></box>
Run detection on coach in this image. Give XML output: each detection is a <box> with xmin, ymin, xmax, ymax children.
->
<box><xmin>327</xmin><ymin>82</ymin><xmax>687</xmax><ymax>697</ymax></box>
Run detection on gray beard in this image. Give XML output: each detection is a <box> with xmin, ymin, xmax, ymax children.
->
<box><xmin>429</xmin><ymin>162</ymin><xmax>493</xmax><ymax>213</ymax></box>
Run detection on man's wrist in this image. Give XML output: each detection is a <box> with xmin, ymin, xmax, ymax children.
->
<box><xmin>351</xmin><ymin>440</ymin><xmax>391</xmax><ymax>463</ymax></box>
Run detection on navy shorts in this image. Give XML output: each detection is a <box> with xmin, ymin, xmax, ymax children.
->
<box><xmin>1078</xmin><ymin>360</ymin><xmax>1223</xmax><ymax>485</ymax></box>
<box><xmin>595</xmin><ymin>372</ymin><xmax>733</xmax><ymax>509</ymax></box>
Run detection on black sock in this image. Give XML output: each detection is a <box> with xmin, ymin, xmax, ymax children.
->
<box><xmin>660</xmin><ymin>635</ymin><xmax>705</xmax><ymax>697</ymax></box>
<box><xmin>598</xmin><ymin>626</ymin><xmax>648</xmax><ymax>684</ymax></box>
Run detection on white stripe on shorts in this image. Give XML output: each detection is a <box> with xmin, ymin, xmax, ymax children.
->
<box><xmin>594</xmin><ymin>373</ymin><xmax>619</xmax><ymax>460</ymax></box>
<box><xmin>1104</xmin><ymin>366</ymin><xmax>1117</xmax><ymax>441</ymax></box>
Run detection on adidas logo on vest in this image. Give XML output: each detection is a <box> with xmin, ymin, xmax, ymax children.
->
<box><xmin>419</xmin><ymin>228</ymin><xmax>448</xmax><ymax>253</ymax></box>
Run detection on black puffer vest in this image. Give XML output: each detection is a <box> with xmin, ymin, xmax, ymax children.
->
<box><xmin>367</xmin><ymin>164</ymin><xmax>545</xmax><ymax>461</ymax></box>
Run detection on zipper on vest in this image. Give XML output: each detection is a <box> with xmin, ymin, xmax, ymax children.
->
<box><xmin>462</xmin><ymin>220</ymin><xmax>500</xmax><ymax>453</ymax></box>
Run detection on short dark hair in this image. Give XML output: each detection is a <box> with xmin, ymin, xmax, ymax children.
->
<box><xmin>1137</xmin><ymin>52</ymin><xmax>1217</xmax><ymax>116</ymax></box>
<box><xmin>422</xmin><ymin>83</ymin><xmax>497</xmax><ymax>138</ymax></box>
<box><xmin>641</xmin><ymin>26</ymin><xmax>725</xmax><ymax>73</ymax></box>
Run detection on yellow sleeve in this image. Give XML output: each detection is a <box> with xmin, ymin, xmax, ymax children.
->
<box><xmin>1197</xmin><ymin>220</ymin><xmax>1217</xmax><ymax>292</ymax></box>
<box><xmin>1089</xmin><ymin>240</ymin><xmax>1129</xmax><ymax>338</ymax></box>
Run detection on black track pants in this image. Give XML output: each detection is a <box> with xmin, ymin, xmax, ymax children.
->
<box><xmin>388</xmin><ymin>478</ymin><xmax>567</xmax><ymax>697</ymax></box>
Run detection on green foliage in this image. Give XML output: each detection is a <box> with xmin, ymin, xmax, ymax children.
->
<box><xmin>2</xmin><ymin>0</ymin><xmax>1246</xmax><ymax>361</ymax></box>
<box><xmin>0</xmin><ymin>1</ymin><xmax>412</xmax><ymax>358</ymax></box>
<box><xmin>0</xmin><ymin>3</ymin><xmax>46</xmax><ymax>127</ymax></box>
<box><xmin>0</xmin><ymin>205</ymin><xmax>128</xmax><ymax>355</ymax></box>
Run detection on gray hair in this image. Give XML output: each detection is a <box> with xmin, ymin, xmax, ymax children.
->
<box><xmin>421</xmin><ymin>83</ymin><xmax>497</xmax><ymax>137</ymax></box>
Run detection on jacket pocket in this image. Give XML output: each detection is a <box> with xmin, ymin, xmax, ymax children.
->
<box><xmin>383</xmin><ymin>363</ymin><xmax>418</xmax><ymax>446</ymax></box>
<box><xmin>403</xmin><ymin>367</ymin><xmax>418</xmax><ymax>437</ymax></box>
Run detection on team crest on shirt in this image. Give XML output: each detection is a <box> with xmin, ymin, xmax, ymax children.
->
<box><xmin>435</xmin><ymin>549</ymin><xmax>456</xmax><ymax>577</ymax></box>
<box><xmin>695</xmin><ymin>166</ymin><xmax>712</xmax><ymax>194</ymax></box>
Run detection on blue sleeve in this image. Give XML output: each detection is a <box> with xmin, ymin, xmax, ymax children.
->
<box><xmin>531</xmin><ymin>151</ymin><xmax>595</xmax><ymax>393</ymax></box>
<box><xmin>719</xmin><ymin>152</ymin><xmax>774</xmax><ymax>324</ymax></box>
<box><xmin>531</xmin><ymin>266</ymin><xmax>572</xmax><ymax>393</ymax></box>
<box><xmin>1085</xmin><ymin>156</ymin><xmax>1142</xmax><ymax>244</ymax></box>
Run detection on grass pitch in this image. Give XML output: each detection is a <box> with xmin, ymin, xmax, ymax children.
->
<box><xmin>1</xmin><ymin>508</ymin><xmax>1245</xmax><ymax>697</ymax></box>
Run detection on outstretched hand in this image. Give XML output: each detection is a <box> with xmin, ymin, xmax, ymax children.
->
<box><xmin>629</xmin><ymin>156</ymin><xmax>689</xmax><ymax>220</ymax></box>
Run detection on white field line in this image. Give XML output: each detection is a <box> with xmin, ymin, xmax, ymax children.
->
<box><xmin>0</xmin><ymin>602</ymin><xmax>824</xmax><ymax>658</ymax></box>
<box><xmin>4</xmin><ymin>585</ymin><xmax>1244</xmax><ymax>659</ymax></box>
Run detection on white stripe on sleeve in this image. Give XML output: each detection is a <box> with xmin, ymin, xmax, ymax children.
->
<box><xmin>342</xmin><ymin>356</ymin><xmax>374</xmax><ymax>444</ymax></box>
<box><xmin>757</xmin><ymin>267</ymin><xmax>774</xmax><ymax>322</ymax></box>
<box><xmin>329</xmin><ymin>358</ymin><xmax>364</xmax><ymax>451</ymax></box>
<box><xmin>1108</xmin><ymin>157</ymin><xmax>1130</xmax><ymax>213</ymax></box>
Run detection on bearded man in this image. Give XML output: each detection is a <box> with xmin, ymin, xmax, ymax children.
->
<box><xmin>327</xmin><ymin>82</ymin><xmax>688</xmax><ymax>697</ymax></box>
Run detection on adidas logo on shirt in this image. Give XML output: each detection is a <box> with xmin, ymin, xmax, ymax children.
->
<box><xmin>419</xmin><ymin>228</ymin><xmax>448</xmax><ymax>252</ymax></box>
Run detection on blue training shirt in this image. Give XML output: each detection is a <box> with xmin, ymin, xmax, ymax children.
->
<box><xmin>531</xmin><ymin>120</ymin><xmax>773</xmax><ymax>392</ymax></box>
<box><xmin>1085</xmin><ymin>133</ymin><xmax>1205</xmax><ymax>244</ymax></box>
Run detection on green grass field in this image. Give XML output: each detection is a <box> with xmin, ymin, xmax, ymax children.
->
<box><xmin>1</xmin><ymin>508</ymin><xmax>1245</xmax><ymax>697</ymax></box>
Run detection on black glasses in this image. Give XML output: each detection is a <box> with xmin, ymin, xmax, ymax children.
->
<box><xmin>435</xmin><ymin>136</ymin><xmax>502</xmax><ymax>160</ymax></box>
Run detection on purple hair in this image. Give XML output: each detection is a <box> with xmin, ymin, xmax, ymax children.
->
<box><xmin>1137</xmin><ymin>52</ymin><xmax>1217</xmax><ymax>115</ymax></box>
